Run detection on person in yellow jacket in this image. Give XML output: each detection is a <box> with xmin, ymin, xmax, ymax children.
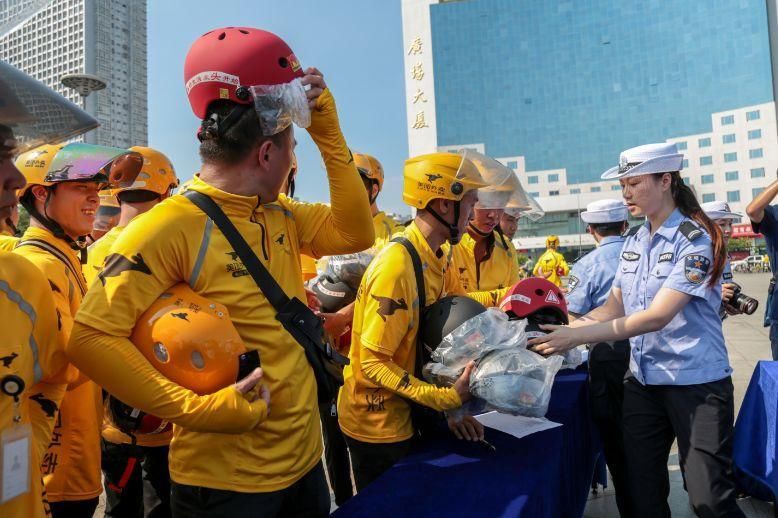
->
<box><xmin>533</xmin><ymin>235</ymin><xmax>570</xmax><ymax>287</ymax></box>
<box><xmin>89</xmin><ymin>191</ymin><xmax>121</xmax><ymax>244</ymax></box>
<box><xmin>13</xmin><ymin>142</ymin><xmax>144</xmax><ymax>518</ymax></box>
<box><xmin>318</xmin><ymin>152</ymin><xmax>403</xmax><ymax>341</ymax></box>
<box><xmin>338</xmin><ymin>152</ymin><xmax>512</xmax><ymax>491</ymax></box>
<box><xmin>447</xmin><ymin>153</ymin><xmax>533</xmax><ymax>292</ymax></box>
<box><xmin>356</xmin><ymin>152</ymin><xmax>404</xmax><ymax>247</ymax></box>
<box><xmin>67</xmin><ymin>28</ymin><xmax>374</xmax><ymax>517</ymax></box>
<box><xmin>84</xmin><ymin>146</ymin><xmax>178</xmax><ymax>517</ymax></box>
<box><xmin>0</xmin><ymin>131</ymin><xmax>81</xmax><ymax>517</ymax></box>
<box><xmin>0</xmin><ymin>201</ymin><xmax>19</xmax><ymax>251</ymax></box>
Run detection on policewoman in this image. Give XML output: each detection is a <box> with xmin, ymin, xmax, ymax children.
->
<box><xmin>530</xmin><ymin>143</ymin><xmax>743</xmax><ymax>518</ymax></box>
<box><xmin>565</xmin><ymin>199</ymin><xmax>632</xmax><ymax>515</ymax></box>
<box><xmin>701</xmin><ymin>201</ymin><xmax>742</xmax><ymax>318</ymax></box>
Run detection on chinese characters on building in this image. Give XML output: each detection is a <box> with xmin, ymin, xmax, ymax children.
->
<box><xmin>408</xmin><ymin>36</ymin><xmax>429</xmax><ymax>130</ymax></box>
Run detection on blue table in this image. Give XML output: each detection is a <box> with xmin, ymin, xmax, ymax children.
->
<box><xmin>733</xmin><ymin>360</ymin><xmax>778</xmax><ymax>502</ymax></box>
<box><xmin>334</xmin><ymin>367</ymin><xmax>602</xmax><ymax>518</ymax></box>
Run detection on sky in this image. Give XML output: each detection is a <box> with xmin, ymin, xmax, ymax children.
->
<box><xmin>147</xmin><ymin>0</ymin><xmax>411</xmax><ymax>215</ymax></box>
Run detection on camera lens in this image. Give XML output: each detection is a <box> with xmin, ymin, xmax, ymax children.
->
<box><xmin>734</xmin><ymin>293</ymin><xmax>759</xmax><ymax>315</ymax></box>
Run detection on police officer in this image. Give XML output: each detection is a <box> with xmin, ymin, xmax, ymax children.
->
<box><xmin>530</xmin><ymin>143</ymin><xmax>743</xmax><ymax>518</ymax></box>
<box><xmin>701</xmin><ymin>201</ymin><xmax>742</xmax><ymax>318</ymax></box>
<box><xmin>566</xmin><ymin>199</ymin><xmax>631</xmax><ymax>515</ymax></box>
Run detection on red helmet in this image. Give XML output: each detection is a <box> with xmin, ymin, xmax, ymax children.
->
<box><xmin>184</xmin><ymin>27</ymin><xmax>304</xmax><ymax>119</ymax></box>
<box><xmin>500</xmin><ymin>278</ymin><xmax>569</xmax><ymax>324</ymax></box>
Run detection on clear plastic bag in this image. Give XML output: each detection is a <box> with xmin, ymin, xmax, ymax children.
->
<box><xmin>470</xmin><ymin>348</ymin><xmax>563</xmax><ymax>417</ymax></box>
<box><xmin>431</xmin><ymin>309</ymin><xmax>527</xmax><ymax>370</ymax></box>
<box><xmin>422</xmin><ymin>362</ymin><xmax>462</xmax><ymax>387</ymax></box>
<box><xmin>326</xmin><ymin>251</ymin><xmax>375</xmax><ymax>290</ymax></box>
<box><xmin>560</xmin><ymin>346</ymin><xmax>585</xmax><ymax>370</ymax></box>
<box><xmin>250</xmin><ymin>78</ymin><xmax>311</xmax><ymax>136</ymax></box>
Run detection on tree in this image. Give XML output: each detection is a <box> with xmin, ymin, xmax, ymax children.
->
<box><xmin>16</xmin><ymin>204</ymin><xmax>30</xmax><ymax>235</ymax></box>
<box><xmin>727</xmin><ymin>237</ymin><xmax>751</xmax><ymax>253</ymax></box>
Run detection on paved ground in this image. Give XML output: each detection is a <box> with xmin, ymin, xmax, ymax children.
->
<box><xmin>584</xmin><ymin>272</ymin><xmax>776</xmax><ymax>517</ymax></box>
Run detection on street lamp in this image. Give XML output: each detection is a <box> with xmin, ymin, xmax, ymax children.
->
<box><xmin>60</xmin><ymin>73</ymin><xmax>106</xmax><ymax>98</ymax></box>
<box><xmin>61</xmin><ymin>74</ymin><xmax>106</xmax><ymax>144</ymax></box>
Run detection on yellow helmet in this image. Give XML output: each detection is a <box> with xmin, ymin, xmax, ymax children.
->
<box><xmin>15</xmin><ymin>144</ymin><xmax>62</xmax><ymax>198</ymax></box>
<box><xmin>353</xmin><ymin>152</ymin><xmax>385</xmax><ymax>193</ymax></box>
<box><xmin>402</xmin><ymin>152</ymin><xmax>486</xmax><ymax>210</ymax></box>
<box><xmin>118</xmin><ymin>146</ymin><xmax>178</xmax><ymax>197</ymax></box>
<box><xmin>16</xmin><ymin>143</ymin><xmax>143</xmax><ymax>198</ymax></box>
<box><xmin>546</xmin><ymin>235</ymin><xmax>560</xmax><ymax>247</ymax></box>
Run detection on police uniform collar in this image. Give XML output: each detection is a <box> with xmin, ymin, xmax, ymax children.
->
<box><xmin>653</xmin><ymin>208</ymin><xmax>685</xmax><ymax>241</ymax></box>
<box><xmin>599</xmin><ymin>235</ymin><xmax>624</xmax><ymax>247</ymax></box>
<box><xmin>188</xmin><ymin>176</ymin><xmax>260</xmax><ymax>218</ymax></box>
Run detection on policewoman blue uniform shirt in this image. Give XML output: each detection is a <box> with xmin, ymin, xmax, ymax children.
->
<box><xmin>566</xmin><ymin>235</ymin><xmax>625</xmax><ymax>315</ymax></box>
<box><xmin>613</xmin><ymin>209</ymin><xmax>732</xmax><ymax>385</ymax></box>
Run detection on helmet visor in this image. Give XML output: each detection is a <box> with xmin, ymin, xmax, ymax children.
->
<box><xmin>250</xmin><ymin>78</ymin><xmax>311</xmax><ymax>137</ymax></box>
<box><xmin>505</xmin><ymin>176</ymin><xmax>545</xmax><ymax>221</ymax></box>
<box><xmin>453</xmin><ymin>153</ymin><xmax>487</xmax><ymax>193</ymax></box>
<box><xmin>460</xmin><ymin>150</ymin><xmax>516</xmax><ymax>209</ymax></box>
<box><xmin>45</xmin><ymin>143</ymin><xmax>143</xmax><ymax>187</ymax></box>
<box><xmin>0</xmin><ymin>61</ymin><xmax>98</xmax><ymax>153</ymax></box>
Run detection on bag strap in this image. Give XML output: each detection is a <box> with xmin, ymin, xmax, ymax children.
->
<box><xmin>391</xmin><ymin>237</ymin><xmax>425</xmax><ymax>308</ymax></box>
<box><xmin>183</xmin><ymin>190</ymin><xmax>289</xmax><ymax>311</ymax></box>
<box><xmin>391</xmin><ymin>236</ymin><xmax>428</xmax><ymax>380</ymax></box>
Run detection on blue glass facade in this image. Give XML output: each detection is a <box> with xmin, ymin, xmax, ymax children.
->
<box><xmin>430</xmin><ymin>0</ymin><xmax>774</xmax><ymax>183</ymax></box>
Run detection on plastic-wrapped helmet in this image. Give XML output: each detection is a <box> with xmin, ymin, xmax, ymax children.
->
<box><xmin>500</xmin><ymin>278</ymin><xmax>568</xmax><ymax>325</ymax></box>
<box><xmin>421</xmin><ymin>296</ymin><xmax>487</xmax><ymax>358</ymax></box>
<box><xmin>130</xmin><ymin>283</ymin><xmax>259</xmax><ymax>395</ymax></box>
<box><xmin>325</xmin><ymin>252</ymin><xmax>374</xmax><ymax>291</ymax></box>
<box><xmin>310</xmin><ymin>275</ymin><xmax>356</xmax><ymax>313</ymax></box>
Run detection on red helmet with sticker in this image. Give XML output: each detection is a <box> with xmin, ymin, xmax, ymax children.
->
<box><xmin>184</xmin><ymin>27</ymin><xmax>304</xmax><ymax>119</ymax></box>
<box><xmin>500</xmin><ymin>278</ymin><xmax>569</xmax><ymax>324</ymax></box>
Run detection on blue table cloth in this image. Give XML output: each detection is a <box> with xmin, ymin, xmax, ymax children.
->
<box><xmin>733</xmin><ymin>360</ymin><xmax>778</xmax><ymax>502</ymax></box>
<box><xmin>334</xmin><ymin>367</ymin><xmax>602</xmax><ymax>518</ymax></box>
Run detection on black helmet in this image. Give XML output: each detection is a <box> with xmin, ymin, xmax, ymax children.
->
<box><xmin>310</xmin><ymin>275</ymin><xmax>357</xmax><ymax>313</ymax></box>
<box><xmin>107</xmin><ymin>395</ymin><xmax>171</xmax><ymax>436</ymax></box>
<box><xmin>421</xmin><ymin>296</ymin><xmax>487</xmax><ymax>356</ymax></box>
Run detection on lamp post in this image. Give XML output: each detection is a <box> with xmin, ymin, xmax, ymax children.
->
<box><xmin>61</xmin><ymin>73</ymin><xmax>106</xmax><ymax>144</ymax></box>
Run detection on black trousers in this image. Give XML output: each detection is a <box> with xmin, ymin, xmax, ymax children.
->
<box><xmin>343</xmin><ymin>435</ymin><xmax>414</xmax><ymax>492</ymax></box>
<box><xmin>101</xmin><ymin>438</ymin><xmax>171</xmax><ymax>518</ymax></box>
<box><xmin>170</xmin><ymin>461</ymin><xmax>330</xmax><ymax>518</ymax></box>
<box><xmin>588</xmin><ymin>340</ymin><xmax>632</xmax><ymax>517</ymax></box>
<box><xmin>622</xmin><ymin>376</ymin><xmax>744</xmax><ymax>518</ymax></box>
<box><xmin>318</xmin><ymin>401</ymin><xmax>353</xmax><ymax>505</ymax></box>
<box><xmin>49</xmin><ymin>497</ymin><xmax>99</xmax><ymax>518</ymax></box>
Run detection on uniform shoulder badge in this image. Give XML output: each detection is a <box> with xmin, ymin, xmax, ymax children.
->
<box><xmin>622</xmin><ymin>225</ymin><xmax>641</xmax><ymax>238</ymax></box>
<box><xmin>568</xmin><ymin>275</ymin><xmax>580</xmax><ymax>292</ymax></box>
<box><xmin>679</xmin><ymin>221</ymin><xmax>704</xmax><ymax>241</ymax></box>
<box><xmin>684</xmin><ymin>254</ymin><xmax>710</xmax><ymax>284</ymax></box>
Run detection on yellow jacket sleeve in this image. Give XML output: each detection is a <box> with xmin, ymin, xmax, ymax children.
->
<box><xmin>360</xmin><ymin>347</ymin><xmax>461</xmax><ymax>412</ymax></box>
<box><xmin>557</xmin><ymin>253</ymin><xmax>570</xmax><ymax>276</ymax></box>
<box><xmin>67</xmin><ymin>322</ymin><xmax>267</xmax><ymax>434</ymax></box>
<box><xmin>444</xmin><ymin>264</ymin><xmax>507</xmax><ymax>307</ymax></box>
<box><xmin>296</xmin><ymin>88</ymin><xmax>374</xmax><ymax>257</ymax></box>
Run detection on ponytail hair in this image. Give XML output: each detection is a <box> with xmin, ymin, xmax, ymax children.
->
<box><xmin>663</xmin><ymin>172</ymin><xmax>725</xmax><ymax>287</ymax></box>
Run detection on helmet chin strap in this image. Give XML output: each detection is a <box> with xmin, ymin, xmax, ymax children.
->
<box><xmin>468</xmin><ymin>221</ymin><xmax>492</xmax><ymax>238</ymax></box>
<box><xmin>4</xmin><ymin>217</ymin><xmax>18</xmax><ymax>237</ymax></box>
<box><xmin>24</xmin><ymin>188</ymin><xmax>89</xmax><ymax>264</ymax></box>
<box><xmin>427</xmin><ymin>200</ymin><xmax>462</xmax><ymax>244</ymax></box>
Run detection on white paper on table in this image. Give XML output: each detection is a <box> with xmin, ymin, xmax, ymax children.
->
<box><xmin>474</xmin><ymin>411</ymin><xmax>562</xmax><ymax>440</ymax></box>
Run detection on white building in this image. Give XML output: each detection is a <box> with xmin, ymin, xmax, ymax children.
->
<box><xmin>441</xmin><ymin>102</ymin><xmax>778</xmax><ymax>251</ymax></box>
<box><xmin>0</xmin><ymin>0</ymin><xmax>148</xmax><ymax>147</ymax></box>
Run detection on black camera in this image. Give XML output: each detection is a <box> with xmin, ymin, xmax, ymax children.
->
<box><xmin>729</xmin><ymin>283</ymin><xmax>759</xmax><ymax>315</ymax></box>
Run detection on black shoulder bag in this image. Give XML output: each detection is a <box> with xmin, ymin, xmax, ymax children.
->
<box><xmin>391</xmin><ymin>236</ymin><xmax>444</xmax><ymax>438</ymax></box>
<box><xmin>184</xmin><ymin>190</ymin><xmax>349</xmax><ymax>403</ymax></box>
